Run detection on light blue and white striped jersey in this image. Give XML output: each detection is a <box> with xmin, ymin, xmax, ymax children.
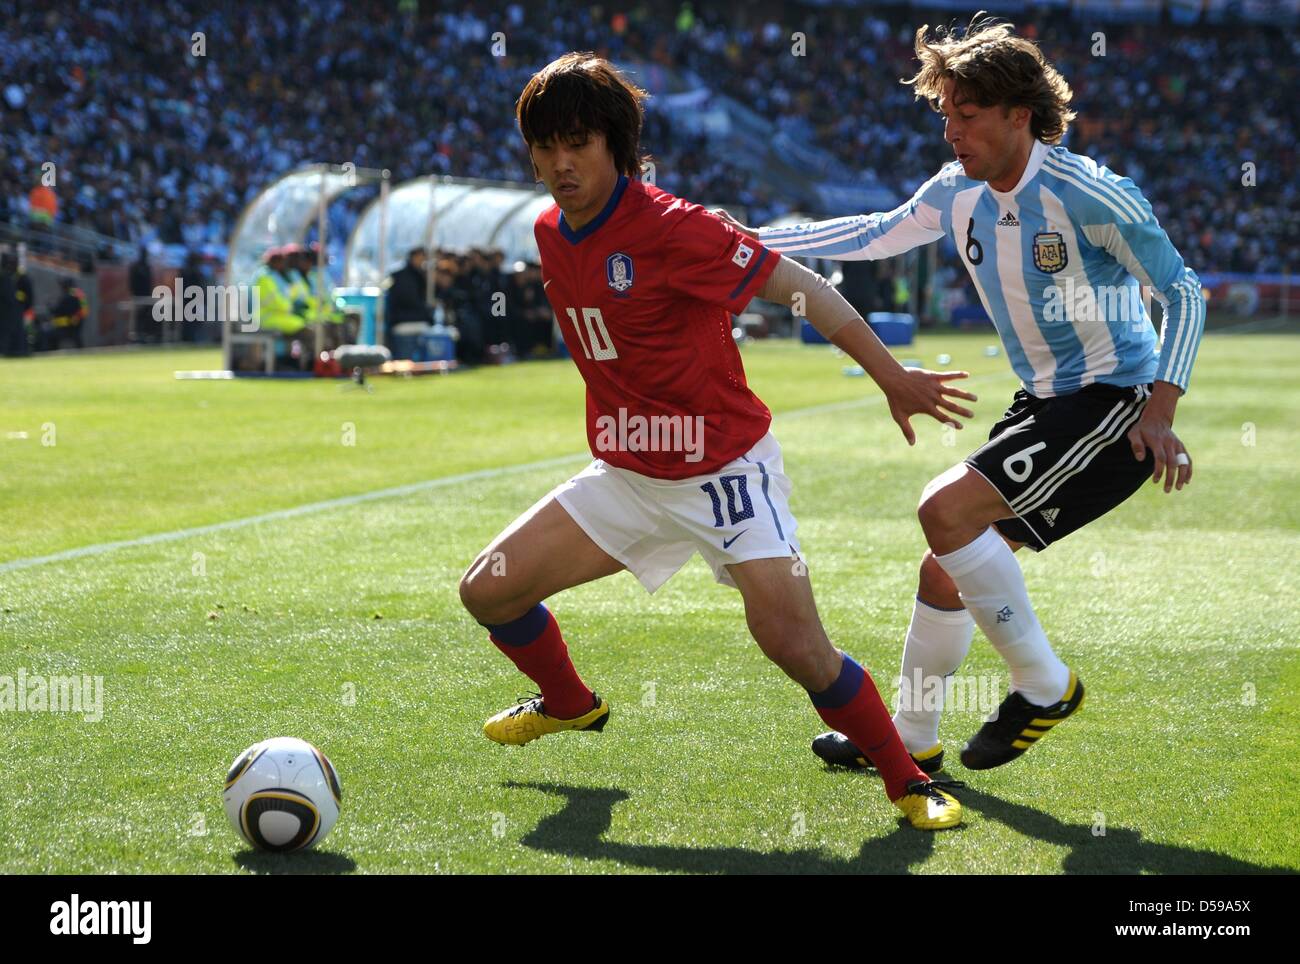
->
<box><xmin>759</xmin><ymin>140</ymin><xmax>1205</xmax><ymax>397</ymax></box>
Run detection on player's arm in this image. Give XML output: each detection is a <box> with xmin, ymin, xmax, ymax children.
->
<box><xmin>757</xmin><ymin>255</ymin><xmax>976</xmax><ymax>445</ymax></box>
<box><xmin>713</xmin><ymin>164</ymin><xmax>956</xmax><ymax>261</ymax></box>
<box><xmin>1082</xmin><ymin>180</ymin><xmax>1206</xmax><ymax>492</ymax></box>
<box><xmin>670</xmin><ymin>202</ymin><xmax>971</xmax><ymax>443</ymax></box>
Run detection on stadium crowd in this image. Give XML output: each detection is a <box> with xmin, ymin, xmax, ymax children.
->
<box><xmin>0</xmin><ymin>0</ymin><xmax>1294</xmax><ymax>280</ymax></box>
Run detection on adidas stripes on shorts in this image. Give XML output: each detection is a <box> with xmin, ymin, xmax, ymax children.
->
<box><xmin>966</xmin><ymin>382</ymin><xmax>1156</xmax><ymax>551</ymax></box>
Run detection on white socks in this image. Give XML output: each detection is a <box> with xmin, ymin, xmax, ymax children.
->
<box><xmin>935</xmin><ymin>527</ymin><xmax>1070</xmax><ymax>707</ymax></box>
<box><xmin>893</xmin><ymin>599</ymin><xmax>975</xmax><ymax>752</ymax></box>
<box><xmin>891</xmin><ymin>527</ymin><xmax>1070</xmax><ymax>750</ymax></box>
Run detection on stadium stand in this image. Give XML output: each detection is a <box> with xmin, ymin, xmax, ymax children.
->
<box><xmin>0</xmin><ymin>0</ymin><xmax>1294</xmax><ymax>352</ymax></box>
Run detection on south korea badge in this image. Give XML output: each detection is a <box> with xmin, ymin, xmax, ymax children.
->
<box><xmin>606</xmin><ymin>252</ymin><xmax>634</xmax><ymax>295</ymax></box>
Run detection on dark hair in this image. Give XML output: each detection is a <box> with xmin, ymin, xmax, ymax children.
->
<box><xmin>904</xmin><ymin>14</ymin><xmax>1076</xmax><ymax>145</ymax></box>
<box><xmin>516</xmin><ymin>52</ymin><xmax>650</xmax><ymax>177</ymax></box>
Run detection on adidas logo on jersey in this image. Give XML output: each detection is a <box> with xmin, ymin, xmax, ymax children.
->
<box><xmin>996</xmin><ymin>210</ymin><xmax>1020</xmax><ymax>227</ymax></box>
<box><xmin>1040</xmin><ymin>507</ymin><xmax>1060</xmax><ymax>527</ymax></box>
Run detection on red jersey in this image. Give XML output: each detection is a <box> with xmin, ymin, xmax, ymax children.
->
<box><xmin>535</xmin><ymin>176</ymin><xmax>779</xmax><ymax>480</ymax></box>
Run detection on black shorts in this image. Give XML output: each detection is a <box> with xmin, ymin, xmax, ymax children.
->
<box><xmin>966</xmin><ymin>383</ymin><xmax>1155</xmax><ymax>551</ymax></box>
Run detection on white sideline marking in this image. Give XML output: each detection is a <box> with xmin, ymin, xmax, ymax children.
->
<box><xmin>2</xmin><ymin>374</ymin><xmax>1006</xmax><ymax>574</ymax></box>
<box><xmin>0</xmin><ymin>454</ymin><xmax>585</xmax><ymax>575</ymax></box>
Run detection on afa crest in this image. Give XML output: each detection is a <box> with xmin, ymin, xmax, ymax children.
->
<box><xmin>606</xmin><ymin>252</ymin><xmax>634</xmax><ymax>294</ymax></box>
<box><xmin>1032</xmin><ymin>232</ymin><xmax>1068</xmax><ymax>274</ymax></box>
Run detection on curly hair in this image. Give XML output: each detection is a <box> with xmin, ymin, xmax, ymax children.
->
<box><xmin>904</xmin><ymin>14</ymin><xmax>1076</xmax><ymax>144</ymax></box>
<box><xmin>516</xmin><ymin>52</ymin><xmax>651</xmax><ymax>178</ymax></box>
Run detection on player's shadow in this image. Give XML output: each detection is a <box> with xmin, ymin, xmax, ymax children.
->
<box><xmin>233</xmin><ymin>848</ymin><xmax>357</xmax><ymax>875</ymax></box>
<box><xmin>955</xmin><ymin>786</ymin><xmax>1298</xmax><ymax>875</ymax></box>
<box><xmin>505</xmin><ymin>781</ymin><xmax>945</xmax><ymax>874</ymax></box>
<box><xmin>509</xmin><ymin>779</ymin><xmax>1298</xmax><ymax>875</ymax></box>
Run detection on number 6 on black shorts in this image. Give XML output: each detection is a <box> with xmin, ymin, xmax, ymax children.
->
<box><xmin>965</xmin><ymin>383</ymin><xmax>1156</xmax><ymax>551</ymax></box>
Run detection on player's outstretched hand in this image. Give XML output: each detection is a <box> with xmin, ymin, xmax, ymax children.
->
<box><xmin>1128</xmin><ymin>407</ymin><xmax>1192</xmax><ymax>493</ymax></box>
<box><xmin>884</xmin><ymin>369</ymin><xmax>977</xmax><ymax>446</ymax></box>
<box><xmin>709</xmin><ymin>207</ymin><xmax>759</xmax><ymax>240</ymax></box>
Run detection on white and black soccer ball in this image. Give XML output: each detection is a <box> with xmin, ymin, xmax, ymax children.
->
<box><xmin>223</xmin><ymin>737</ymin><xmax>341</xmax><ymax>852</ymax></box>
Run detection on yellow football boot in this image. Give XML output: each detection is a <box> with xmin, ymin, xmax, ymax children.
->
<box><xmin>893</xmin><ymin>778</ymin><xmax>964</xmax><ymax>830</ymax></box>
<box><xmin>483</xmin><ymin>692</ymin><xmax>610</xmax><ymax>746</ymax></box>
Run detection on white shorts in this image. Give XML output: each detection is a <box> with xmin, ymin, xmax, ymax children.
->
<box><xmin>552</xmin><ymin>431</ymin><xmax>801</xmax><ymax>593</ymax></box>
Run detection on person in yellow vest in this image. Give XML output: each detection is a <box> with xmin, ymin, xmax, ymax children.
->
<box><xmin>280</xmin><ymin>243</ymin><xmax>315</xmax><ymax>321</ymax></box>
<box><xmin>253</xmin><ymin>247</ymin><xmax>305</xmax><ymax>335</ymax></box>
<box><xmin>298</xmin><ymin>243</ymin><xmax>350</xmax><ymax>345</ymax></box>
<box><xmin>303</xmin><ymin>244</ymin><xmax>341</xmax><ymax>319</ymax></box>
<box><xmin>49</xmin><ymin>277</ymin><xmax>88</xmax><ymax>350</ymax></box>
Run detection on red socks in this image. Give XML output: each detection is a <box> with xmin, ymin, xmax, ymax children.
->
<box><xmin>810</xmin><ymin>653</ymin><xmax>927</xmax><ymax>800</ymax></box>
<box><xmin>484</xmin><ymin>604</ymin><xmax>594</xmax><ymax>719</ymax></box>
<box><xmin>485</xmin><ymin>609</ymin><xmax>924</xmax><ymax>803</ymax></box>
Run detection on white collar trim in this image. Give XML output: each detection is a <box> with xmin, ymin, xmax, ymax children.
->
<box><xmin>987</xmin><ymin>139</ymin><xmax>1049</xmax><ymax>199</ymax></box>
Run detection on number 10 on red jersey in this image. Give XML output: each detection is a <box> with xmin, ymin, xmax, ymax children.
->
<box><xmin>564</xmin><ymin>307</ymin><xmax>619</xmax><ymax>361</ymax></box>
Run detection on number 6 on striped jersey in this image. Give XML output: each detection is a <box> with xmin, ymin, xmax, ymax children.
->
<box><xmin>565</xmin><ymin>307</ymin><xmax>619</xmax><ymax>361</ymax></box>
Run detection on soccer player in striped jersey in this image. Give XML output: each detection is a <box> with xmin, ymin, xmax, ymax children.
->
<box><xmin>723</xmin><ymin>18</ymin><xmax>1204</xmax><ymax>773</ymax></box>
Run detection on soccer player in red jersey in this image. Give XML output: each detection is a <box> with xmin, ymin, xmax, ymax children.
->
<box><xmin>458</xmin><ymin>53</ymin><xmax>978</xmax><ymax>830</ymax></box>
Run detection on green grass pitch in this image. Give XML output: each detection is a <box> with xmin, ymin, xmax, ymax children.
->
<box><xmin>1</xmin><ymin>331</ymin><xmax>1297</xmax><ymax>874</ymax></box>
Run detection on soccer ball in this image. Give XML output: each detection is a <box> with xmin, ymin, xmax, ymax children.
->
<box><xmin>223</xmin><ymin>737</ymin><xmax>341</xmax><ymax>852</ymax></box>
